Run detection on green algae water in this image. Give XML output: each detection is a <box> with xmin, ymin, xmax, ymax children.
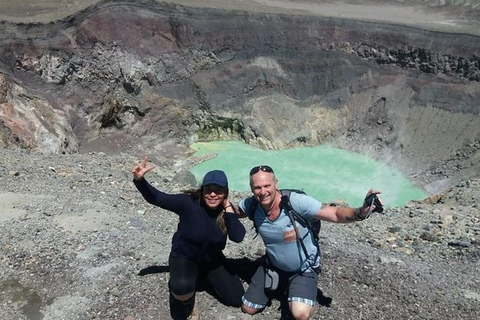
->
<box><xmin>190</xmin><ymin>141</ymin><xmax>426</xmax><ymax>208</ymax></box>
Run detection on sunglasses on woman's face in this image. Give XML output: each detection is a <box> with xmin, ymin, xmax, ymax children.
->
<box><xmin>204</xmin><ymin>185</ymin><xmax>226</xmax><ymax>195</ymax></box>
<box><xmin>249</xmin><ymin>165</ymin><xmax>275</xmax><ymax>176</ymax></box>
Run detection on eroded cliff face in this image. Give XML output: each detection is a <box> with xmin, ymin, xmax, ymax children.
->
<box><xmin>0</xmin><ymin>73</ymin><xmax>78</xmax><ymax>153</ymax></box>
<box><xmin>0</xmin><ymin>0</ymin><xmax>479</xmax><ymax>189</ymax></box>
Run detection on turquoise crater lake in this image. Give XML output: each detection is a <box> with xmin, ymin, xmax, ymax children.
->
<box><xmin>190</xmin><ymin>141</ymin><xmax>426</xmax><ymax>208</ymax></box>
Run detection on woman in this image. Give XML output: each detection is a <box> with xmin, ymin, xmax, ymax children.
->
<box><xmin>132</xmin><ymin>156</ymin><xmax>246</xmax><ymax>319</ymax></box>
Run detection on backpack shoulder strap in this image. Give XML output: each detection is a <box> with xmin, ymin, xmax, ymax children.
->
<box><xmin>246</xmin><ymin>196</ymin><xmax>260</xmax><ymax>238</ymax></box>
<box><xmin>247</xmin><ymin>196</ymin><xmax>258</xmax><ymax>221</ymax></box>
<box><xmin>280</xmin><ymin>189</ymin><xmax>308</xmax><ymax>227</ymax></box>
<box><xmin>280</xmin><ymin>189</ymin><xmax>321</xmax><ymax>273</ymax></box>
<box><xmin>280</xmin><ymin>189</ymin><xmax>320</xmax><ymax>241</ymax></box>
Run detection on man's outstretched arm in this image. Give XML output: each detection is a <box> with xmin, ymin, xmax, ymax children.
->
<box><xmin>315</xmin><ymin>189</ymin><xmax>382</xmax><ymax>223</ymax></box>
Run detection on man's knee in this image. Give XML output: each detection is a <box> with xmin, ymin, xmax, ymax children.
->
<box><xmin>291</xmin><ymin>309</ymin><xmax>313</xmax><ymax>320</ymax></box>
<box><xmin>290</xmin><ymin>302</ymin><xmax>314</xmax><ymax>320</ymax></box>
<box><xmin>292</xmin><ymin>312</ymin><xmax>312</xmax><ymax>320</ymax></box>
<box><xmin>241</xmin><ymin>304</ymin><xmax>262</xmax><ymax>315</ymax></box>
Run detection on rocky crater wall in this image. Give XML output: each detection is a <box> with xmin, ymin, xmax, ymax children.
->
<box><xmin>0</xmin><ymin>0</ymin><xmax>480</xmax><ymax>191</ymax></box>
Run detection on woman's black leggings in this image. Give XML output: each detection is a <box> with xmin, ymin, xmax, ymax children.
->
<box><xmin>169</xmin><ymin>257</ymin><xmax>244</xmax><ymax>307</ymax></box>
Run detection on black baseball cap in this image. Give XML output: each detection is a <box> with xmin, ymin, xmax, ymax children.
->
<box><xmin>201</xmin><ymin>170</ymin><xmax>228</xmax><ymax>188</ymax></box>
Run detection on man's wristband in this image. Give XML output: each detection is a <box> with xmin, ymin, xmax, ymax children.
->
<box><xmin>354</xmin><ymin>207</ymin><xmax>367</xmax><ymax>221</ymax></box>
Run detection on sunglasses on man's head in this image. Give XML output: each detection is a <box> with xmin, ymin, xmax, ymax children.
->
<box><xmin>249</xmin><ymin>165</ymin><xmax>275</xmax><ymax>176</ymax></box>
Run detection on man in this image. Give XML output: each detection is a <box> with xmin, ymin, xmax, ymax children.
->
<box><xmin>238</xmin><ymin>165</ymin><xmax>382</xmax><ymax>320</ymax></box>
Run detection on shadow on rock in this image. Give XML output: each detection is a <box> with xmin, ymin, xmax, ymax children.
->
<box><xmin>137</xmin><ymin>265</ymin><xmax>169</xmax><ymax>276</ymax></box>
<box><xmin>226</xmin><ymin>257</ymin><xmax>260</xmax><ymax>283</ymax></box>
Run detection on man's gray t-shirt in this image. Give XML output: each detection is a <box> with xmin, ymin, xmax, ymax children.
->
<box><xmin>240</xmin><ymin>192</ymin><xmax>322</xmax><ymax>272</ymax></box>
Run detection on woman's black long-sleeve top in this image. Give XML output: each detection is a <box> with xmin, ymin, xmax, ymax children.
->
<box><xmin>134</xmin><ymin>178</ymin><xmax>246</xmax><ymax>264</ymax></box>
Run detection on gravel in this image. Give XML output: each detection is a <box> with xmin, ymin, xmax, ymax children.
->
<box><xmin>0</xmin><ymin>148</ymin><xmax>479</xmax><ymax>320</ymax></box>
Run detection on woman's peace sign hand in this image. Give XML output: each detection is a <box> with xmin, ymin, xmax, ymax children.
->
<box><xmin>132</xmin><ymin>156</ymin><xmax>156</xmax><ymax>181</ymax></box>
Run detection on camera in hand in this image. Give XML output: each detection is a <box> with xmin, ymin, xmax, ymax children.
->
<box><xmin>364</xmin><ymin>194</ymin><xmax>384</xmax><ymax>213</ymax></box>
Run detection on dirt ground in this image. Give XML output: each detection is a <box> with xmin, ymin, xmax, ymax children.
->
<box><xmin>0</xmin><ymin>148</ymin><xmax>479</xmax><ymax>320</ymax></box>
